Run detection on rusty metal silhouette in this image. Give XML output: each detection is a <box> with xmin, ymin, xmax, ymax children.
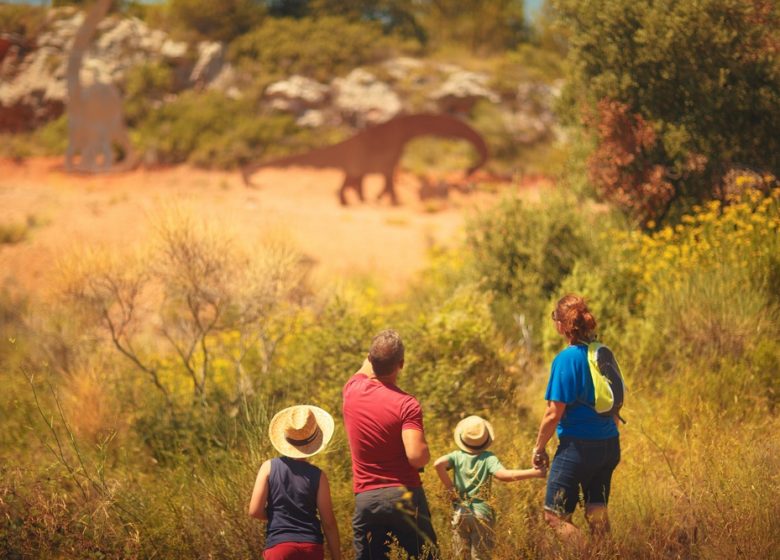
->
<box><xmin>241</xmin><ymin>113</ymin><xmax>489</xmax><ymax>205</ymax></box>
<box><xmin>65</xmin><ymin>0</ymin><xmax>133</xmax><ymax>173</ymax></box>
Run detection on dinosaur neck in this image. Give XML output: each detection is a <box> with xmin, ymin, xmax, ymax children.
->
<box><xmin>67</xmin><ymin>0</ymin><xmax>112</xmax><ymax>101</ymax></box>
<box><xmin>395</xmin><ymin>114</ymin><xmax>489</xmax><ymax>170</ymax></box>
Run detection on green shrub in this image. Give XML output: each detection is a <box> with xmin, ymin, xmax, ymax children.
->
<box><xmin>165</xmin><ymin>0</ymin><xmax>266</xmax><ymax>42</ymax></box>
<box><xmin>135</xmin><ymin>91</ymin><xmax>309</xmax><ymax>167</ymax></box>
<box><xmin>123</xmin><ymin>61</ymin><xmax>176</xmax><ymax>126</ymax></box>
<box><xmin>491</xmin><ymin>44</ymin><xmax>564</xmax><ymax>97</ymax></box>
<box><xmin>0</xmin><ymin>4</ymin><xmax>46</xmax><ymax>39</ymax></box>
<box><xmin>403</xmin><ymin>284</ymin><xmax>513</xmax><ymax>428</ymax></box>
<box><xmin>466</xmin><ymin>193</ymin><xmax>596</xmax><ymax>343</ymax></box>
<box><xmin>229</xmin><ymin>16</ymin><xmax>393</xmax><ymax>82</ymax></box>
<box><xmin>555</xmin><ymin>0</ymin><xmax>780</xmax><ymax>222</ymax></box>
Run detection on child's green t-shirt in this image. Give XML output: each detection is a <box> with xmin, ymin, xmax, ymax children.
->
<box><xmin>446</xmin><ymin>449</ymin><xmax>504</xmax><ymax>519</ymax></box>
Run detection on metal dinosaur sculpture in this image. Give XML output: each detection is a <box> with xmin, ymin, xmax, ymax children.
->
<box><xmin>65</xmin><ymin>0</ymin><xmax>134</xmax><ymax>172</ymax></box>
<box><xmin>241</xmin><ymin>113</ymin><xmax>489</xmax><ymax>205</ymax></box>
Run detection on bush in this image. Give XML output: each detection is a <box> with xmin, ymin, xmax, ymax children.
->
<box><xmin>549</xmin><ymin>187</ymin><xmax>780</xmax><ymax>415</ymax></box>
<box><xmin>466</xmin><ymin>193</ymin><xmax>596</xmax><ymax>344</ymax></box>
<box><xmin>0</xmin><ymin>4</ymin><xmax>46</xmax><ymax>39</ymax></box>
<box><xmin>135</xmin><ymin>91</ymin><xmax>315</xmax><ymax>167</ymax></box>
<box><xmin>165</xmin><ymin>0</ymin><xmax>266</xmax><ymax>42</ymax></box>
<box><xmin>555</xmin><ymin>0</ymin><xmax>780</xmax><ymax>223</ymax></box>
<box><xmin>123</xmin><ymin>61</ymin><xmax>176</xmax><ymax>126</ymax></box>
<box><xmin>229</xmin><ymin>16</ymin><xmax>393</xmax><ymax>82</ymax></box>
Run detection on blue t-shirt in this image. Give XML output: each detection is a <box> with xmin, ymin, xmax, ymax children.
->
<box><xmin>544</xmin><ymin>344</ymin><xmax>619</xmax><ymax>440</ymax></box>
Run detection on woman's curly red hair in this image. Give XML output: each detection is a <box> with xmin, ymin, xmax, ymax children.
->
<box><xmin>553</xmin><ymin>294</ymin><xmax>597</xmax><ymax>343</ymax></box>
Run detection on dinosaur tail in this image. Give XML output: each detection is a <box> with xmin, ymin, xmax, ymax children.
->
<box><xmin>241</xmin><ymin>143</ymin><xmax>347</xmax><ymax>186</ymax></box>
<box><xmin>399</xmin><ymin>114</ymin><xmax>489</xmax><ymax>176</ymax></box>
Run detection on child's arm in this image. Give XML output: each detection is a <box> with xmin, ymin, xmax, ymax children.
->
<box><xmin>248</xmin><ymin>460</ymin><xmax>272</xmax><ymax>520</ymax></box>
<box><xmin>433</xmin><ymin>455</ymin><xmax>459</xmax><ymax>502</ymax></box>
<box><xmin>317</xmin><ymin>472</ymin><xmax>341</xmax><ymax>560</ymax></box>
<box><xmin>493</xmin><ymin>467</ymin><xmax>546</xmax><ymax>483</ymax></box>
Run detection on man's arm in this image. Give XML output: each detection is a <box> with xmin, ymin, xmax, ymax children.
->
<box><xmin>316</xmin><ymin>472</ymin><xmax>341</xmax><ymax>560</ymax></box>
<box><xmin>248</xmin><ymin>460</ymin><xmax>271</xmax><ymax>520</ymax></box>
<box><xmin>402</xmin><ymin>428</ymin><xmax>430</xmax><ymax>469</ymax></box>
<box><xmin>532</xmin><ymin>400</ymin><xmax>566</xmax><ymax>468</ymax></box>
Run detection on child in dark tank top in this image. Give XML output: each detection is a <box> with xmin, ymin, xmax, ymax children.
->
<box><xmin>249</xmin><ymin>405</ymin><xmax>341</xmax><ymax>560</ymax></box>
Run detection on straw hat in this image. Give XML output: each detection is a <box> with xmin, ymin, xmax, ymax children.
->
<box><xmin>454</xmin><ymin>415</ymin><xmax>495</xmax><ymax>453</ymax></box>
<box><xmin>268</xmin><ymin>405</ymin><xmax>335</xmax><ymax>458</ymax></box>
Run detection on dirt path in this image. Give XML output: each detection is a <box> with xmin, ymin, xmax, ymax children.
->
<box><xmin>0</xmin><ymin>158</ymin><xmax>549</xmax><ymax>296</ymax></box>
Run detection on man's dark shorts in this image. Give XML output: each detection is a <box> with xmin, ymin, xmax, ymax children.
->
<box><xmin>353</xmin><ymin>486</ymin><xmax>438</xmax><ymax>559</ymax></box>
<box><xmin>544</xmin><ymin>436</ymin><xmax>620</xmax><ymax>516</ymax></box>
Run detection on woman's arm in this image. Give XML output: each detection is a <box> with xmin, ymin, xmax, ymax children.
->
<box><xmin>433</xmin><ymin>455</ymin><xmax>459</xmax><ymax>502</ymax></box>
<box><xmin>248</xmin><ymin>460</ymin><xmax>272</xmax><ymax>520</ymax></box>
<box><xmin>317</xmin><ymin>472</ymin><xmax>341</xmax><ymax>560</ymax></box>
<box><xmin>493</xmin><ymin>467</ymin><xmax>546</xmax><ymax>482</ymax></box>
<box><xmin>532</xmin><ymin>400</ymin><xmax>566</xmax><ymax>468</ymax></box>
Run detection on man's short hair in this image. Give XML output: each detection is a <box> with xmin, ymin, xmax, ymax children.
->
<box><xmin>368</xmin><ymin>329</ymin><xmax>405</xmax><ymax>376</ymax></box>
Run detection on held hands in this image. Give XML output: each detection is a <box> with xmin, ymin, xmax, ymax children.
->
<box><xmin>532</xmin><ymin>447</ymin><xmax>549</xmax><ymax>471</ymax></box>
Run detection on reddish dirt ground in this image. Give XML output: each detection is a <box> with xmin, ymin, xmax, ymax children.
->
<box><xmin>0</xmin><ymin>157</ymin><xmax>550</xmax><ymax>296</ymax></box>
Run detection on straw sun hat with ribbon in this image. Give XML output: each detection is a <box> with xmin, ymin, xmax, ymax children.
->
<box><xmin>269</xmin><ymin>405</ymin><xmax>335</xmax><ymax>459</ymax></box>
<box><xmin>454</xmin><ymin>415</ymin><xmax>495</xmax><ymax>453</ymax></box>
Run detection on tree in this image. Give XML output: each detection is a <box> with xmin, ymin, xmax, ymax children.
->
<box><xmin>60</xmin><ymin>212</ymin><xmax>308</xmax><ymax>408</ymax></box>
<box><xmin>167</xmin><ymin>0</ymin><xmax>266</xmax><ymax>42</ymax></box>
<box><xmin>421</xmin><ymin>0</ymin><xmax>527</xmax><ymax>53</ymax></box>
<box><xmin>555</xmin><ymin>0</ymin><xmax>780</xmax><ymax>224</ymax></box>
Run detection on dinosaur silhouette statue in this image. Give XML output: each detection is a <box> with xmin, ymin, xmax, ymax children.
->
<box><xmin>65</xmin><ymin>0</ymin><xmax>134</xmax><ymax>173</ymax></box>
<box><xmin>241</xmin><ymin>113</ymin><xmax>489</xmax><ymax>205</ymax></box>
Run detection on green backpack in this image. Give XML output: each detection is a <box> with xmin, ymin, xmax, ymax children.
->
<box><xmin>586</xmin><ymin>342</ymin><xmax>626</xmax><ymax>423</ymax></box>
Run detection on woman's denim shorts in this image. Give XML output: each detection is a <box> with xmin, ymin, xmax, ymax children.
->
<box><xmin>544</xmin><ymin>436</ymin><xmax>620</xmax><ymax>516</ymax></box>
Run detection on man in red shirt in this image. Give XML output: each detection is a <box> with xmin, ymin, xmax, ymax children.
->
<box><xmin>343</xmin><ymin>329</ymin><xmax>438</xmax><ymax>559</ymax></box>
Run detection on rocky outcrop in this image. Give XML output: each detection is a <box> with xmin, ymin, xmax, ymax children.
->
<box><xmin>331</xmin><ymin>69</ymin><xmax>402</xmax><ymax>126</ymax></box>
<box><xmin>502</xmin><ymin>81</ymin><xmax>562</xmax><ymax>144</ymax></box>
<box><xmin>431</xmin><ymin>71</ymin><xmax>500</xmax><ymax>114</ymax></box>
<box><xmin>190</xmin><ymin>41</ymin><xmax>224</xmax><ymax>87</ymax></box>
<box><xmin>1</xmin><ymin>8</ymin><xmax>561</xmax><ymax>145</ymax></box>
<box><xmin>0</xmin><ymin>9</ymin><xmax>197</xmax><ymax>131</ymax></box>
<box><xmin>265</xmin><ymin>75</ymin><xmax>329</xmax><ymax>113</ymax></box>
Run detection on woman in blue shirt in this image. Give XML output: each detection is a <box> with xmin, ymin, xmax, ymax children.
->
<box><xmin>532</xmin><ymin>294</ymin><xmax>620</xmax><ymax>546</ymax></box>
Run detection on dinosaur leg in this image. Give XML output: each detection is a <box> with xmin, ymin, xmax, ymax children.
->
<box><xmin>100</xmin><ymin>137</ymin><xmax>114</xmax><ymax>172</ymax></box>
<box><xmin>339</xmin><ymin>175</ymin><xmax>363</xmax><ymax>206</ymax></box>
<box><xmin>65</xmin><ymin>141</ymin><xmax>75</xmax><ymax>171</ymax></box>
<box><xmin>241</xmin><ymin>163</ymin><xmax>260</xmax><ymax>188</ymax></box>
<box><xmin>355</xmin><ymin>175</ymin><xmax>365</xmax><ymax>202</ymax></box>
<box><xmin>379</xmin><ymin>172</ymin><xmax>399</xmax><ymax>205</ymax></box>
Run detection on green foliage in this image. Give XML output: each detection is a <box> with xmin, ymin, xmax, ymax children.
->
<box><xmin>491</xmin><ymin>44</ymin><xmax>564</xmax><ymax>96</ymax></box>
<box><xmin>420</xmin><ymin>0</ymin><xmax>527</xmax><ymax>54</ymax></box>
<box><xmin>35</xmin><ymin>115</ymin><xmax>70</xmax><ymax>154</ymax></box>
<box><xmin>469</xmin><ymin>100</ymin><xmax>522</xmax><ymax>165</ymax></box>
<box><xmin>165</xmin><ymin>0</ymin><xmax>266</xmax><ymax>42</ymax></box>
<box><xmin>229</xmin><ymin>16</ymin><xmax>392</xmax><ymax>82</ymax></box>
<box><xmin>466</xmin><ymin>193</ymin><xmax>595</xmax><ymax>344</ymax></box>
<box><xmin>555</xmin><ymin>0</ymin><xmax>780</xmax><ymax>221</ymax></box>
<box><xmin>134</xmin><ymin>91</ymin><xmax>308</xmax><ymax>167</ymax></box>
<box><xmin>0</xmin><ymin>4</ymin><xmax>46</xmax><ymax>38</ymax></box>
<box><xmin>403</xmin><ymin>284</ymin><xmax>512</xmax><ymax>427</ymax></box>
<box><xmin>123</xmin><ymin>61</ymin><xmax>176</xmax><ymax>126</ymax></box>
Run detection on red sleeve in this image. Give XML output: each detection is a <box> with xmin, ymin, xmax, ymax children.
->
<box><xmin>400</xmin><ymin>397</ymin><xmax>424</xmax><ymax>431</ymax></box>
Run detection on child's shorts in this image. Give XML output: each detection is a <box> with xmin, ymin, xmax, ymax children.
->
<box><xmin>544</xmin><ymin>436</ymin><xmax>620</xmax><ymax>516</ymax></box>
<box><xmin>263</xmin><ymin>541</ymin><xmax>324</xmax><ymax>560</ymax></box>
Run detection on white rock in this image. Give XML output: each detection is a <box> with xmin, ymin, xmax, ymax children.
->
<box><xmin>190</xmin><ymin>41</ymin><xmax>225</xmax><ymax>86</ymax></box>
<box><xmin>332</xmin><ymin>69</ymin><xmax>401</xmax><ymax>126</ymax></box>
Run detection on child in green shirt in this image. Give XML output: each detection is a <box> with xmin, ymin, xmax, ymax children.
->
<box><xmin>434</xmin><ymin>415</ymin><xmax>545</xmax><ymax>560</ymax></box>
